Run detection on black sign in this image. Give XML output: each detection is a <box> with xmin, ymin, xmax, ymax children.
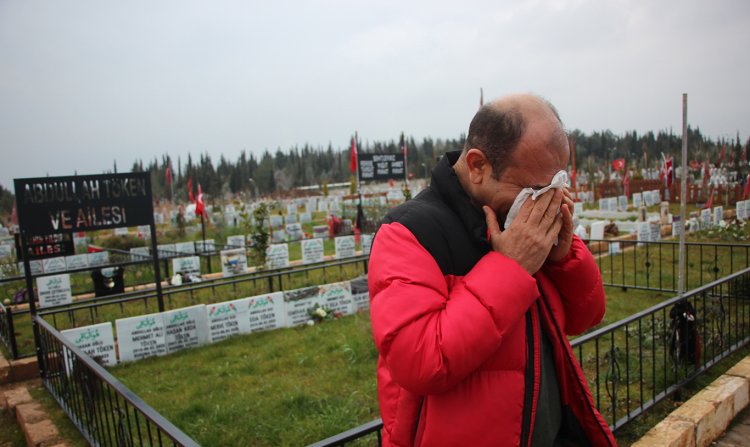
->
<box><xmin>16</xmin><ymin>233</ymin><xmax>74</xmax><ymax>261</ymax></box>
<box><xmin>14</xmin><ymin>173</ymin><xmax>154</xmax><ymax>237</ymax></box>
<box><xmin>358</xmin><ymin>153</ymin><xmax>405</xmax><ymax>181</ymax></box>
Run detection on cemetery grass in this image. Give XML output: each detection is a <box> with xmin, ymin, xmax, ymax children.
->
<box><xmin>111</xmin><ymin>310</ymin><xmax>379</xmax><ymax>447</ymax></box>
<box><xmin>26</xmin><ymin>380</ymin><xmax>89</xmax><ymax>447</ymax></box>
<box><xmin>0</xmin><ymin>403</ymin><xmax>26</xmax><ymax>447</ymax></box>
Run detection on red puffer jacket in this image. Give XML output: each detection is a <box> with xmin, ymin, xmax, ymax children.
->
<box><xmin>370</xmin><ymin>226</ymin><xmax>615</xmax><ymax>446</ymax></box>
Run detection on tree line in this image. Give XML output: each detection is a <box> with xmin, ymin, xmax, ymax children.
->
<box><xmin>0</xmin><ymin>127</ymin><xmax>747</xmax><ymax>221</ymax></box>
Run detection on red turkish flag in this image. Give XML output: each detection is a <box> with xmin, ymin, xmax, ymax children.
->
<box><xmin>195</xmin><ymin>184</ymin><xmax>206</xmax><ymax>218</ymax></box>
<box><xmin>612</xmin><ymin>158</ymin><xmax>625</xmax><ymax>171</ymax></box>
<box><xmin>349</xmin><ymin>136</ymin><xmax>358</xmax><ymax>174</ymax></box>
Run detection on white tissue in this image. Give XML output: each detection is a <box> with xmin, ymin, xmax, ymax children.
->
<box><xmin>503</xmin><ymin>170</ymin><xmax>569</xmax><ymax>230</ymax></box>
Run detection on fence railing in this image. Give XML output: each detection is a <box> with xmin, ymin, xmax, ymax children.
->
<box><xmin>36</xmin><ymin>315</ymin><xmax>200</xmax><ymax>447</ymax></box>
<box><xmin>591</xmin><ymin>239</ymin><xmax>750</xmax><ymax>293</ymax></box>
<box><xmin>304</xmin><ymin>267</ymin><xmax>750</xmax><ymax>446</ymax></box>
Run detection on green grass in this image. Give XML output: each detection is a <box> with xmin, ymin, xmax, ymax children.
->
<box><xmin>0</xmin><ymin>403</ymin><xmax>27</xmax><ymax>446</ymax></box>
<box><xmin>25</xmin><ymin>381</ymin><xmax>89</xmax><ymax>447</ymax></box>
<box><xmin>111</xmin><ymin>311</ymin><xmax>378</xmax><ymax>446</ymax></box>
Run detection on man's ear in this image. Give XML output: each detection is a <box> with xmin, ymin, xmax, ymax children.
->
<box><xmin>465</xmin><ymin>148</ymin><xmax>489</xmax><ymax>185</ymax></box>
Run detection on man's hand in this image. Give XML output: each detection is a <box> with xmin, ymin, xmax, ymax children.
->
<box><xmin>546</xmin><ymin>188</ymin><xmax>574</xmax><ymax>263</ymax></box>
<box><xmin>483</xmin><ymin>188</ymin><xmax>564</xmax><ymax>275</ymax></box>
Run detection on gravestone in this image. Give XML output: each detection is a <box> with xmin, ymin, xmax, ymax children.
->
<box><xmin>61</xmin><ymin>322</ymin><xmax>117</xmax><ymax>367</ymax></box>
<box><xmin>589</xmin><ymin>221</ymin><xmax>606</xmax><ymax>240</ymax></box>
<box><xmin>573</xmin><ymin>202</ymin><xmax>584</xmax><ymax>216</ymax></box>
<box><xmin>287</xmin><ymin>204</ymin><xmax>297</xmax><ymax>215</ymax></box>
<box><xmin>598</xmin><ymin>198</ymin><xmax>607</xmax><ymax>212</ymax></box>
<box><xmin>713</xmin><ymin>206</ymin><xmax>723</xmax><ymax>226</ymax></box>
<box><xmin>700</xmin><ymin>208</ymin><xmax>712</xmax><ymax>229</ymax></box>
<box><xmin>226</xmin><ymin>235</ymin><xmax>246</xmax><ymax>249</ymax></box>
<box><xmin>272</xmin><ymin>229</ymin><xmax>286</xmax><ymax>243</ymax></box>
<box><xmin>164</xmin><ymin>305</ymin><xmax>209</xmax><ymax>353</ymax></box>
<box><xmin>318</xmin><ymin>281</ymin><xmax>354</xmax><ymax>316</ymax></box>
<box><xmin>317</xmin><ymin>200</ymin><xmax>328</xmax><ymax>213</ymax></box>
<box><xmin>649</xmin><ymin>221</ymin><xmax>662</xmax><ymax>241</ymax></box>
<box><xmin>361</xmin><ymin>234</ymin><xmax>374</xmax><ymax>256</ymax></box>
<box><xmin>174</xmin><ymin>242</ymin><xmax>195</xmax><ymax>255</ymax></box>
<box><xmin>42</xmin><ymin>257</ymin><xmax>67</xmax><ymax>274</ymax></box>
<box><xmin>266</xmin><ymin>243</ymin><xmax>289</xmax><ymax>269</ymax></box>
<box><xmin>130</xmin><ymin>246</ymin><xmax>150</xmax><ymax>262</ymax></box>
<box><xmin>286</xmin><ymin>223</ymin><xmax>303</xmax><ymax>241</ymax></box>
<box><xmin>608</xmin><ymin>198</ymin><xmax>618</xmax><ymax>213</ymax></box>
<box><xmin>88</xmin><ymin>251</ymin><xmax>110</xmax><ymax>267</ymax></box>
<box><xmin>220</xmin><ymin>248</ymin><xmax>247</xmax><ymax>276</ymax></box>
<box><xmin>636</xmin><ymin>222</ymin><xmax>651</xmax><ymax>243</ymax></box>
<box><xmin>157</xmin><ymin>244</ymin><xmax>176</xmax><ymax>258</ymax></box>
<box><xmin>137</xmin><ymin>225</ymin><xmax>151</xmax><ymax>239</ymax></box>
<box><xmin>153</xmin><ymin>213</ymin><xmax>165</xmax><ymax>225</ymax></box>
<box><xmin>299</xmin><ymin>212</ymin><xmax>312</xmax><ymax>224</ymax></box>
<box><xmin>286</xmin><ymin>213</ymin><xmax>298</xmax><ymax>224</ymax></box>
<box><xmin>312</xmin><ymin>225</ymin><xmax>328</xmax><ymax>239</ymax></box>
<box><xmin>350</xmin><ymin>276</ymin><xmax>370</xmax><ymax>312</ymax></box>
<box><xmin>206</xmin><ymin>299</ymin><xmax>251</xmax><ymax>343</ymax></box>
<box><xmin>114</xmin><ymin>227</ymin><xmax>129</xmax><ymax>236</ymax></box>
<box><xmin>269</xmin><ymin>215</ymin><xmax>284</xmax><ymax>229</ymax></box>
<box><xmin>283</xmin><ymin>285</ymin><xmax>323</xmax><ymax>327</ymax></box>
<box><xmin>608</xmin><ymin>242</ymin><xmax>621</xmax><ymax>254</ymax></box>
<box><xmin>306</xmin><ymin>199</ymin><xmax>316</xmax><ymax>214</ymax></box>
<box><xmin>0</xmin><ymin>244</ymin><xmax>11</xmax><ymax>259</ymax></box>
<box><xmin>660</xmin><ymin>202</ymin><xmax>670</xmax><ymax>224</ymax></box>
<box><xmin>618</xmin><ymin>195</ymin><xmax>628</xmax><ymax>212</ymax></box>
<box><xmin>196</xmin><ymin>239</ymin><xmax>215</xmax><ymax>253</ymax></box>
<box><xmin>301</xmin><ymin>238</ymin><xmax>324</xmax><ymax>264</ymax></box>
<box><xmin>737</xmin><ymin>201</ymin><xmax>746</xmax><ymax>221</ymax></box>
<box><xmin>335</xmin><ymin>235</ymin><xmax>356</xmax><ymax>259</ymax></box>
<box><xmin>172</xmin><ymin>256</ymin><xmax>201</xmax><ymax>277</ymax></box>
<box><xmin>242</xmin><ymin>292</ymin><xmax>285</xmax><ymax>333</ymax></box>
<box><xmin>672</xmin><ymin>216</ymin><xmax>683</xmax><ymax>237</ymax></box>
<box><xmin>18</xmin><ymin>260</ymin><xmax>44</xmax><ymax>276</ymax></box>
<box><xmin>116</xmin><ymin>313</ymin><xmax>167</xmax><ymax>362</ymax></box>
<box><xmin>37</xmin><ymin>274</ymin><xmax>72</xmax><ymax>308</ymax></box>
<box><xmin>632</xmin><ymin>192</ymin><xmax>642</xmax><ymax>209</ymax></box>
<box><xmin>65</xmin><ymin>254</ymin><xmax>90</xmax><ymax>271</ymax></box>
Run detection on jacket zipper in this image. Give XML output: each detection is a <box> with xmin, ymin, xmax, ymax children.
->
<box><xmin>538</xmin><ymin>296</ymin><xmax>615</xmax><ymax>446</ymax></box>
<box><xmin>520</xmin><ymin>309</ymin><xmax>535</xmax><ymax>447</ymax></box>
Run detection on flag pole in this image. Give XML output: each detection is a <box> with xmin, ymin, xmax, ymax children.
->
<box><xmin>678</xmin><ymin>93</ymin><xmax>688</xmax><ymax>296</ymax></box>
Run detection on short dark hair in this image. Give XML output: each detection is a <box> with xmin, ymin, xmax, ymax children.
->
<box><xmin>464</xmin><ymin>96</ymin><xmax>563</xmax><ymax>179</ymax></box>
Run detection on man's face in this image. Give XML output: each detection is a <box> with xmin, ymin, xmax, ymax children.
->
<box><xmin>479</xmin><ymin>118</ymin><xmax>569</xmax><ymax>224</ymax></box>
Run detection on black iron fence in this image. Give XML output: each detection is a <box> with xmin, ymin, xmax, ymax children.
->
<box><xmin>36</xmin><ymin>316</ymin><xmax>199</xmax><ymax>447</ymax></box>
<box><xmin>591</xmin><ymin>239</ymin><xmax>750</xmax><ymax>293</ymax></box>
<box><xmin>304</xmin><ymin>268</ymin><xmax>750</xmax><ymax>446</ymax></box>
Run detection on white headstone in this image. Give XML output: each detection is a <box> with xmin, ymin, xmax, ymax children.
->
<box><xmin>88</xmin><ymin>251</ymin><xmax>110</xmax><ymax>267</ymax></box>
<box><xmin>700</xmin><ymin>208</ymin><xmax>712</xmax><ymax>229</ymax></box>
<box><xmin>286</xmin><ymin>204</ymin><xmax>297</xmax><ymax>215</ymax></box>
<box><xmin>713</xmin><ymin>206</ymin><xmax>723</xmax><ymax>226</ymax></box>
<box><xmin>652</xmin><ymin>190</ymin><xmax>661</xmax><ymax>203</ymax></box>
<box><xmin>598</xmin><ymin>198</ymin><xmax>607</xmax><ymax>212</ymax></box>
<box><xmin>196</xmin><ymin>239</ymin><xmax>215</xmax><ymax>253</ymax></box>
<box><xmin>61</xmin><ymin>322</ymin><xmax>117</xmax><ymax>367</ymax></box>
<box><xmin>335</xmin><ymin>235</ymin><xmax>356</xmax><ymax>259</ymax></box>
<box><xmin>18</xmin><ymin>260</ymin><xmax>44</xmax><ymax>276</ymax></box>
<box><xmin>649</xmin><ymin>221</ymin><xmax>662</xmax><ymax>241</ymax></box>
<box><xmin>220</xmin><ymin>249</ymin><xmax>247</xmax><ymax>276</ymax></box>
<box><xmin>157</xmin><ymin>244</ymin><xmax>176</xmax><ymax>258</ymax></box>
<box><xmin>269</xmin><ymin>215</ymin><xmax>284</xmax><ymax>229</ymax></box>
<box><xmin>672</xmin><ymin>217</ymin><xmax>683</xmax><ymax>237</ymax></box>
<box><xmin>312</xmin><ymin>225</ymin><xmax>328</xmax><ymax>239</ymax></box>
<box><xmin>164</xmin><ymin>305</ymin><xmax>209</xmax><ymax>353</ymax></box>
<box><xmin>618</xmin><ymin>195</ymin><xmax>628</xmax><ymax>212</ymax></box>
<box><xmin>608</xmin><ymin>242</ymin><xmax>621</xmax><ymax>254</ymax></box>
<box><xmin>301</xmin><ymin>238</ymin><xmax>324</xmax><ymax>264</ymax></box>
<box><xmin>589</xmin><ymin>221</ymin><xmax>606</xmax><ymax>240</ymax></box>
<box><xmin>318</xmin><ymin>281</ymin><xmax>354</xmax><ymax>316</ymax></box>
<box><xmin>286</xmin><ymin>213</ymin><xmax>298</xmax><ymax>224</ymax></box>
<box><xmin>226</xmin><ymin>235</ymin><xmax>246</xmax><ymax>249</ymax></box>
<box><xmin>42</xmin><ymin>257</ymin><xmax>67</xmax><ymax>274</ymax></box>
<box><xmin>116</xmin><ymin>313</ymin><xmax>167</xmax><ymax>362</ymax></box>
<box><xmin>306</xmin><ymin>199</ymin><xmax>317</xmax><ymax>214</ymax></box>
<box><xmin>317</xmin><ymin>200</ymin><xmax>328</xmax><ymax>213</ymax></box>
<box><xmin>206</xmin><ymin>299</ymin><xmax>252</xmax><ymax>343</ymax></box>
<box><xmin>137</xmin><ymin>225</ymin><xmax>151</xmax><ymax>239</ymax></box>
<box><xmin>130</xmin><ymin>247</ymin><xmax>150</xmax><ymax>262</ymax></box>
<box><xmin>636</xmin><ymin>222</ymin><xmax>651</xmax><ymax>243</ymax></box>
<box><xmin>361</xmin><ymin>234</ymin><xmax>374</xmax><ymax>255</ymax></box>
<box><xmin>283</xmin><ymin>285</ymin><xmax>323</xmax><ymax>326</ymax></box>
<box><xmin>0</xmin><ymin>244</ymin><xmax>11</xmax><ymax>259</ymax></box>
<box><xmin>114</xmin><ymin>227</ymin><xmax>129</xmax><ymax>237</ymax></box>
<box><xmin>37</xmin><ymin>274</ymin><xmax>72</xmax><ymax>308</ymax></box>
<box><xmin>737</xmin><ymin>201</ymin><xmax>746</xmax><ymax>221</ymax></box>
<box><xmin>174</xmin><ymin>242</ymin><xmax>196</xmax><ymax>255</ymax></box>
<box><xmin>153</xmin><ymin>213</ymin><xmax>165</xmax><ymax>225</ymax></box>
<box><xmin>299</xmin><ymin>212</ymin><xmax>312</xmax><ymax>224</ymax></box>
<box><xmin>573</xmin><ymin>202</ymin><xmax>584</xmax><ymax>216</ymax></box>
<box><xmin>350</xmin><ymin>276</ymin><xmax>370</xmax><ymax>312</ymax></box>
<box><xmin>266</xmin><ymin>244</ymin><xmax>290</xmax><ymax>269</ymax></box>
<box><xmin>242</xmin><ymin>292</ymin><xmax>285</xmax><ymax>333</ymax></box>
<box><xmin>608</xmin><ymin>198</ymin><xmax>618</xmax><ymax>213</ymax></box>
<box><xmin>65</xmin><ymin>254</ymin><xmax>90</xmax><ymax>271</ymax></box>
<box><xmin>632</xmin><ymin>192</ymin><xmax>642</xmax><ymax>209</ymax></box>
<box><xmin>172</xmin><ymin>256</ymin><xmax>201</xmax><ymax>276</ymax></box>
<box><xmin>286</xmin><ymin>223</ymin><xmax>303</xmax><ymax>241</ymax></box>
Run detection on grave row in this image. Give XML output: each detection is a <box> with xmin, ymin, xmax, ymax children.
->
<box><xmin>59</xmin><ymin>276</ymin><xmax>370</xmax><ymax>365</ymax></box>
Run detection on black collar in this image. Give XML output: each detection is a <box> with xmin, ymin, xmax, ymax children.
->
<box><xmin>431</xmin><ymin>151</ymin><xmax>490</xmax><ymax>251</ymax></box>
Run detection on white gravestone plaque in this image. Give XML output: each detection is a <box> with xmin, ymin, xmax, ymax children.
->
<box><xmin>713</xmin><ymin>206</ymin><xmax>723</xmax><ymax>226</ymax></box>
<box><xmin>116</xmin><ymin>313</ymin><xmax>167</xmax><ymax>362</ymax></box>
<box><xmin>88</xmin><ymin>251</ymin><xmax>110</xmax><ymax>267</ymax></box>
<box><xmin>636</xmin><ymin>222</ymin><xmax>651</xmax><ymax>244</ymax></box>
<box><xmin>737</xmin><ymin>201</ymin><xmax>746</xmax><ymax>221</ymax></box>
<box><xmin>361</xmin><ymin>234</ymin><xmax>374</xmax><ymax>256</ymax></box>
<box><xmin>350</xmin><ymin>276</ymin><xmax>370</xmax><ymax>311</ymax></box>
<box><xmin>272</xmin><ymin>230</ymin><xmax>286</xmax><ymax>243</ymax></box>
<box><xmin>61</xmin><ymin>322</ymin><xmax>117</xmax><ymax>367</ymax></box>
<box><xmin>301</xmin><ymin>239</ymin><xmax>324</xmax><ymax>264</ymax></box>
<box><xmin>618</xmin><ymin>196</ymin><xmax>628</xmax><ymax>212</ymax></box>
<box><xmin>221</xmin><ymin>249</ymin><xmax>247</xmax><ymax>277</ymax></box>
<box><xmin>164</xmin><ymin>305</ymin><xmax>209</xmax><ymax>353</ymax></box>
<box><xmin>598</xmin><ymin>199</ymin><xmax>607</xmax><ymax>212</ymax></box>
<box><xmin>174</xmin><ymin>242</ymin><xmax>195</xmax><ymax>255</ymax></box>
<box><xmin>37</xmin><ymin>274</ymin><xmax>72</xmax><ymax>308</ymax></box>
<box><xmin>573</xmin><ymin>202</ymin><xmax>584</xmax><ymax>216</ymax></box>
<box><xmin>650</xmin><ymin>221</ymin><xmax>662</xmax><ymax>241</ymax></box>
<box><xmin>42</xmin><ymin>257</ymin><xmax>67</xmax><ymax>274</ymax></box>
<box><xmin>283</xmin><ymin>285</ymin><xmax>323</xmax><ymax>327</ymax></box>
<box><xmin>319</xmin><ymin>281</ymin><xmax>354</xmax><ymax>316</ymax></box>
<box><xmin>335</xmin><ymin>236</ymin><xmax>356</xmax><ymax>259</ymax></box>
<box><xmin>243</xmin><ymin>292</ymin><xmax>285</xmax><ymax>333</ymax></box>
<box><xmin>172</xmin><ymin>256</ymin><xmax>201</xmax><ymax>276</ymax></box>
<box><xmin>672</xmin><ymin>217</ymin><xmax>683</xmax><ymax>237</ymax></box>
<box><xmin>299</xmin><ymin>212</ymin><xmax>312</xmax><ymax>224</ymax></box>
<box><xmin>114</xmin><ymin>227</ymin><xmax>129</xmax><ymax>236</ymax></box>
<box><xmin>130</xmin><ymin>247</ymin><xmax>150</xmax><ymax>262</ymax></box>
<box><xmin>632</xmin><ymin>192</ymin><xmax>642</xmax><ymax>209</ymax></box>
<box><xmin>266</xmin><ymin>244</ymin><xmax>290</xmax><ymax>269</ymax></box>
<box><xmin>157</xmin><ymin>244</ymin><xmax>176</xmax><ymax>258</ymax></box>
<box><xmin>287</xmin><ymin>204</ymin><xmax>297</xmax><ymax>215</ymax></box>
<box><xmin>608</xmin><ymin>198</ymin><xmax>618</xmax><ymax>213</ymax></box>
<box><xmin>196</xmin><ymin>239</ymin><xmax>215</xmax><ymax>253</ymax></box>
<box><xmin>137</xmin><ymin>225</ymin><xmax>151</xmax><ymax>239</ymax></box>
<box><xmin>608</xmin><ymin>242</ymin><xmax>621</xmax><ymax>255</ymax></box>
<box><xmin>206</xmin><ymin>300</ymin><xmax>251</xmax><ymax>343</ymax></box>
<box><xmin>269</xmin><ymin>215</ymin><xmax>284</xmax><ymax>229</ymax></box>
<box><xmin>226</xmin><ymin>235</ymin><xmax>246</xmax><ymax>249</ymax></box>
<box><xmin>313</xmin><ymin>225</ymin><xmax>328</xmax><ymax>239</ymax></box>
<box><xmin>286</xmin><ymin>223</ymin><xmax>303</xmax><ymax>241</ymax></box>
<box><xmin>65</xmin><ymin>254</ymin><xmax>90</xmax><ymax>271</ymax></box>
<box><xmin>700</xmin><ymin>208</ymin><xmax>712</xmax><ymax>229</ymax></box>
<box><xmin>589</xmin><ymin>221</ymin><xmax>606</xmax><ymax>241</ymax></box>
<box><xmin>18</xmin><ymin>260</ymin><xmax>44</xmax><ymax>276</ymax></box>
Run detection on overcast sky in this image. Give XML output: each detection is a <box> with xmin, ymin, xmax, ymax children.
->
<box><xmin>1</xmin><ymin>0</ymin><xmax>748</xmax><ymax>189</ymax></box>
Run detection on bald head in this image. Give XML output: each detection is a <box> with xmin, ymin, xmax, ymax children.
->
<box><xmin>464</xmin><ymin>93</ymin><xmax>565</xmax><ymax>179</ymax></box>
